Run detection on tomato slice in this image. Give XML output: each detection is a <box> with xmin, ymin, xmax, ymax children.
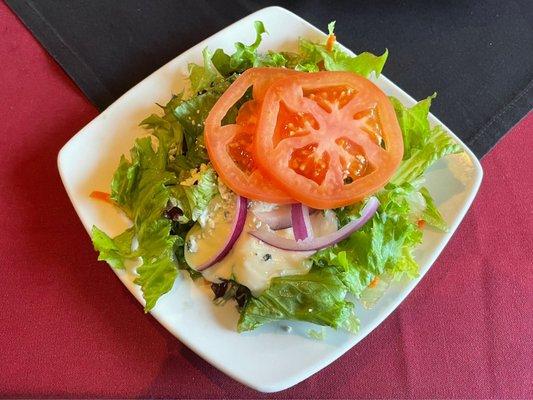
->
<box><xmin>205</xmin><ymin>68</ymin><xmax>301</xmax><ymax>203</ymax></box>
<box><xmin>254</xmin><ymin>71</ymin><xmax>404</xmax><ymax>209</ymax></box>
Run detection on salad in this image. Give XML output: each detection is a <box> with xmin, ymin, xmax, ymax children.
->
<box><xmin>91</xmin><ymin>21</ymin><xmax>461</xmax><ymax>333</ymax></box>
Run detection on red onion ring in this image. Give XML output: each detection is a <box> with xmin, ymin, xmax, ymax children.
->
<box><xmin>291</xmin><ymin>203</ymin><xmax>314</xmax><ymax>241</ymax></box>
<box><xmin>197</xmin><ymin>195</ymin><xmax>248</xmax><ymax>271</ymax></box>
<box><xmin>249</xmin><ymin>197</ymin><xmax>379</xmax><ymax>251</ymax></box>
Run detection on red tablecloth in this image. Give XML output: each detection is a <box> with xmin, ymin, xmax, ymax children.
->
<box><xmin>1</xmin><ymin>3</ymin><xmax>532</xmax><ymax>398</ymax></box>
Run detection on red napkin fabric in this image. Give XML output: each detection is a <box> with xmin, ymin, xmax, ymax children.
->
<box><xmin>1</xmin><ymin>3</ymin><xmax>531</xmax><ymax>398</ymax></box>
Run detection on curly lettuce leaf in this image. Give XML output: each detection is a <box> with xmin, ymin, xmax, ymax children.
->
<box><xmin>172</xmin><ymin>76</ymin><xmax>242</xmax><ymax>171</ymax></box>
<box><xmin>210</xmin><ymin>21</ymin><xmax>267</xmax><ymax>75</ymax></box>
<box><xmin>312</xmin><ymin>247</ymin><xmax>374</xmax><ymax>296</ymax></box>
<box><xmin>379</xmin><ymin>180</ymin><xmax>448</xmax><ymax>237</ymax></box>
<box><xmin>135</xmin><ymin>248</ymin><xmax>179</xmax><ymax>310</ymax></box>
<box><xmin>230</xmin><ymin>20</ymin><xmax>266</xmax><ymax>69</ymax></box>
<box><xmin>173</xmin><ymin>164</ymin><xmax>219</xmax><ymax>223</ymax></box>
<box><xmin>183</xmin><ymin>166</ymin><xmax>218</xmax><ymax>221</ymax></box>
<box><xmin>389</xmin><ymin>95</ymin><xmax>462</xmax><ymax>186</ymax></box>
<box><xmin>171</xmin><ymin>91</ymin><xmax>219</xmax><ymax>171</ymax></box>
<box><xmin>188</xmin><ymin>48</ymin><xmax>220</xmax><ymax>94</ymax></box>
<box><xmin>173</xmin><ymin>71</ymin><xmax>252</xmax><ymax>168</ymax></box>
<box><xmin>93</xmin><ymin>132</ymin><xmax>181</xmax><ymax>311</ymax></box>
<box><xmin>238</xmin><ymin>268</ymin><xmax>358</xmax><ymax>333</ymax></box>
<box><xmin>258</xmin><ymin>51</ymin><xmax>288</xmax><ymax>67</ymax></box>
<box><xmin>211</xmin><ymin>48</ymin><xmax>232</xmax><ymax>76</ymax></box>
<box><xmin>210</xmin><ymin>21</ymin><xmax>289</xmax><ymax>76</ymax></box>
<box><xmin>321</xmin><ymin>47</ymin><xmax>388</xmax><ymax>77</ymax></box>
<box><xmin>110</xmin><ymin>138</ymin><xmax>175</xmax><ymax>221</ymax></box>
<box><xmin>109</xmin><ymin>155</ymin><xmax>139</xmax><ymax>218</ymax></box>
<box><xmin>387</xmin><ymin>248</ymin><xmax>419</xmax><ymax>279</ymax></box>
<box><xmin>419</xmin><ymin>187</ymin><xmax>448</xmax><ymax>232</ymax></box>
<box><xmin>295</xmin><ymin>22</ymin><xmax>387</xmax><ymax>77</ymax></box>
<box><xmin>197</xmin><ymin>20</ymin><xmax>387</xmax><ymax>82</ymax></box>
<box><xmin>390</xmin><ymin>94</ymin><xmax>435</xmax><ymax>159</ymax></box>
<box><xmin>379</xmin><ymin>181</ymin><xmax>448</xmax><ymax>233</ymax></box>
<box><xmin>91</xmin><ymin>227</ymin><xmax>135</xmax><ymax>269</ymax></box>
<box><xmin>296</xmin><ymin>41</ymin><xmax>388</xmax><ymax>77</ymax></box>
<box><xmin>314</xmin><ymin>207</ymin><xmax>422</xmax><ymax>295</ymax></box>
<box><xmin>392</xmin><ymin>125</ymin><xmax>462</xmax><ymax>185</ymax></box>
<box><xmin>170</xmin><ymin>137</ymin><xmax>208</xmax><ymax>171</ymax></box>
<box><xmin>141</xmin><ymin>94</ymin><xmax>184</xmax><ymax>154</ymax></box>
<box><xmin>136</xmin><ymin>219</ymin><xmax>180</xmax><ymax>257</ymax></box>
<box><xmin>174</xmin><ymin>91</ymin><xmax>219</xmax><ymax>144</ymax></box>
<box><xmin>380</xmin><ymin>95</ymin><xmax>459</xmax><ymax>232</ymax></box>
<box><xmin>134</xmin><ymin>219</ymin><xmax>180</xmax><ymax>310</ymax></box>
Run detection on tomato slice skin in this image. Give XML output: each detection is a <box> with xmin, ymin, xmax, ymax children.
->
<box><xmin>254</xmin><ymin>71</ymin><xmax>404</xmax><ymax>209</ymax></box>
<box><xmin>205</xmin><ymin>68</ymin><xmax>301</xmax><ymax>203</ymax></box>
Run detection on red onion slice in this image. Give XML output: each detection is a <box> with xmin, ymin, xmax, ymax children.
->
<box><xmin>291</xmin><ymin>203</ymin><xmax>314</xmax><ymax>240</ymax></box>
<box><xmin>250</xmin><ymin>197</ymin><xmax>379</xmax><ymax>251</ymax></box>
<box><xmin>197</xmin><ymin>196</ymin><xmax>248</xmax><ymax>271</ymax></box>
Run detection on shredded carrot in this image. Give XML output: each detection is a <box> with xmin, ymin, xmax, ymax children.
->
<box><xmin>369</xmin><ymin>276</ymin><xmax>380</xmax><ymax>288</ymax></box>
<box><xmin>325</xmin><ymin>34</ymin><xmax>336</xmax><ymax>52</ymax></box>
<box><xmin>89</xmin><ymin>190</ymin><xmax>112</xmax><ymax>204</ymax></box>
<box><xmin>417</xmin><ymin>219</ymin><xmax>426</xmax><ymax>229</ymax></box>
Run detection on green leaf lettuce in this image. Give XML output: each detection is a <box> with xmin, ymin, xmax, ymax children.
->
<box><xmin>238</xmin><ymin>267</ymin><xmax>358</xmax><ymax>333</ymax></box>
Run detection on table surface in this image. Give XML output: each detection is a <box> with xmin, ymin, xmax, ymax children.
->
<box><xmin>1</xmin><ymin>3</ymin><xmax>532</xmax><ymax>398</ymax></box>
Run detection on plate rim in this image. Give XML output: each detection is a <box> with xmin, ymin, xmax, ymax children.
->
<box><xmin>57</xmin><ymin>5</ymin><xmax>483</xmax><ymax>393</ymax></box>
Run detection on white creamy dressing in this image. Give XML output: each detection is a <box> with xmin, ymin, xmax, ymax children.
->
<box><xmin>185</xmin><ymin>196</ymin><xmax>338</xmax><ymax>295</ymax></box>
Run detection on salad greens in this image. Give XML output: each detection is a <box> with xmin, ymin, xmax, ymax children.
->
<box><xmin>91</xmin><ymin>21</ymin><xmax>461</xmax><ymax>332</ymax></box>
<box><xmin>238</xmin><ymin>268</ymin><xmax>358</xmax><ymax>333</ymax></box>
<box><xmin>92</xmin><ymin>133</ymin><xmax>181</xmax><ymax>311</ymax></box>
<box><xmin>294</xmin><ymin>21</ymin><xmax>388</xmax><ymax>76</ymax></box>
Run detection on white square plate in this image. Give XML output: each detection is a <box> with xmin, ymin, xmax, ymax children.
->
<box><xmin>58</xmin><ymin>6</ymin><xmax>483</xmax><ymax>393</ymax></box>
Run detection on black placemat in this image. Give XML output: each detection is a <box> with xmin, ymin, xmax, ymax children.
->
<box><xmin>7</xmin><ymin>0</ymin><xmax>533</xmax><ymax>158</ymax></box>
